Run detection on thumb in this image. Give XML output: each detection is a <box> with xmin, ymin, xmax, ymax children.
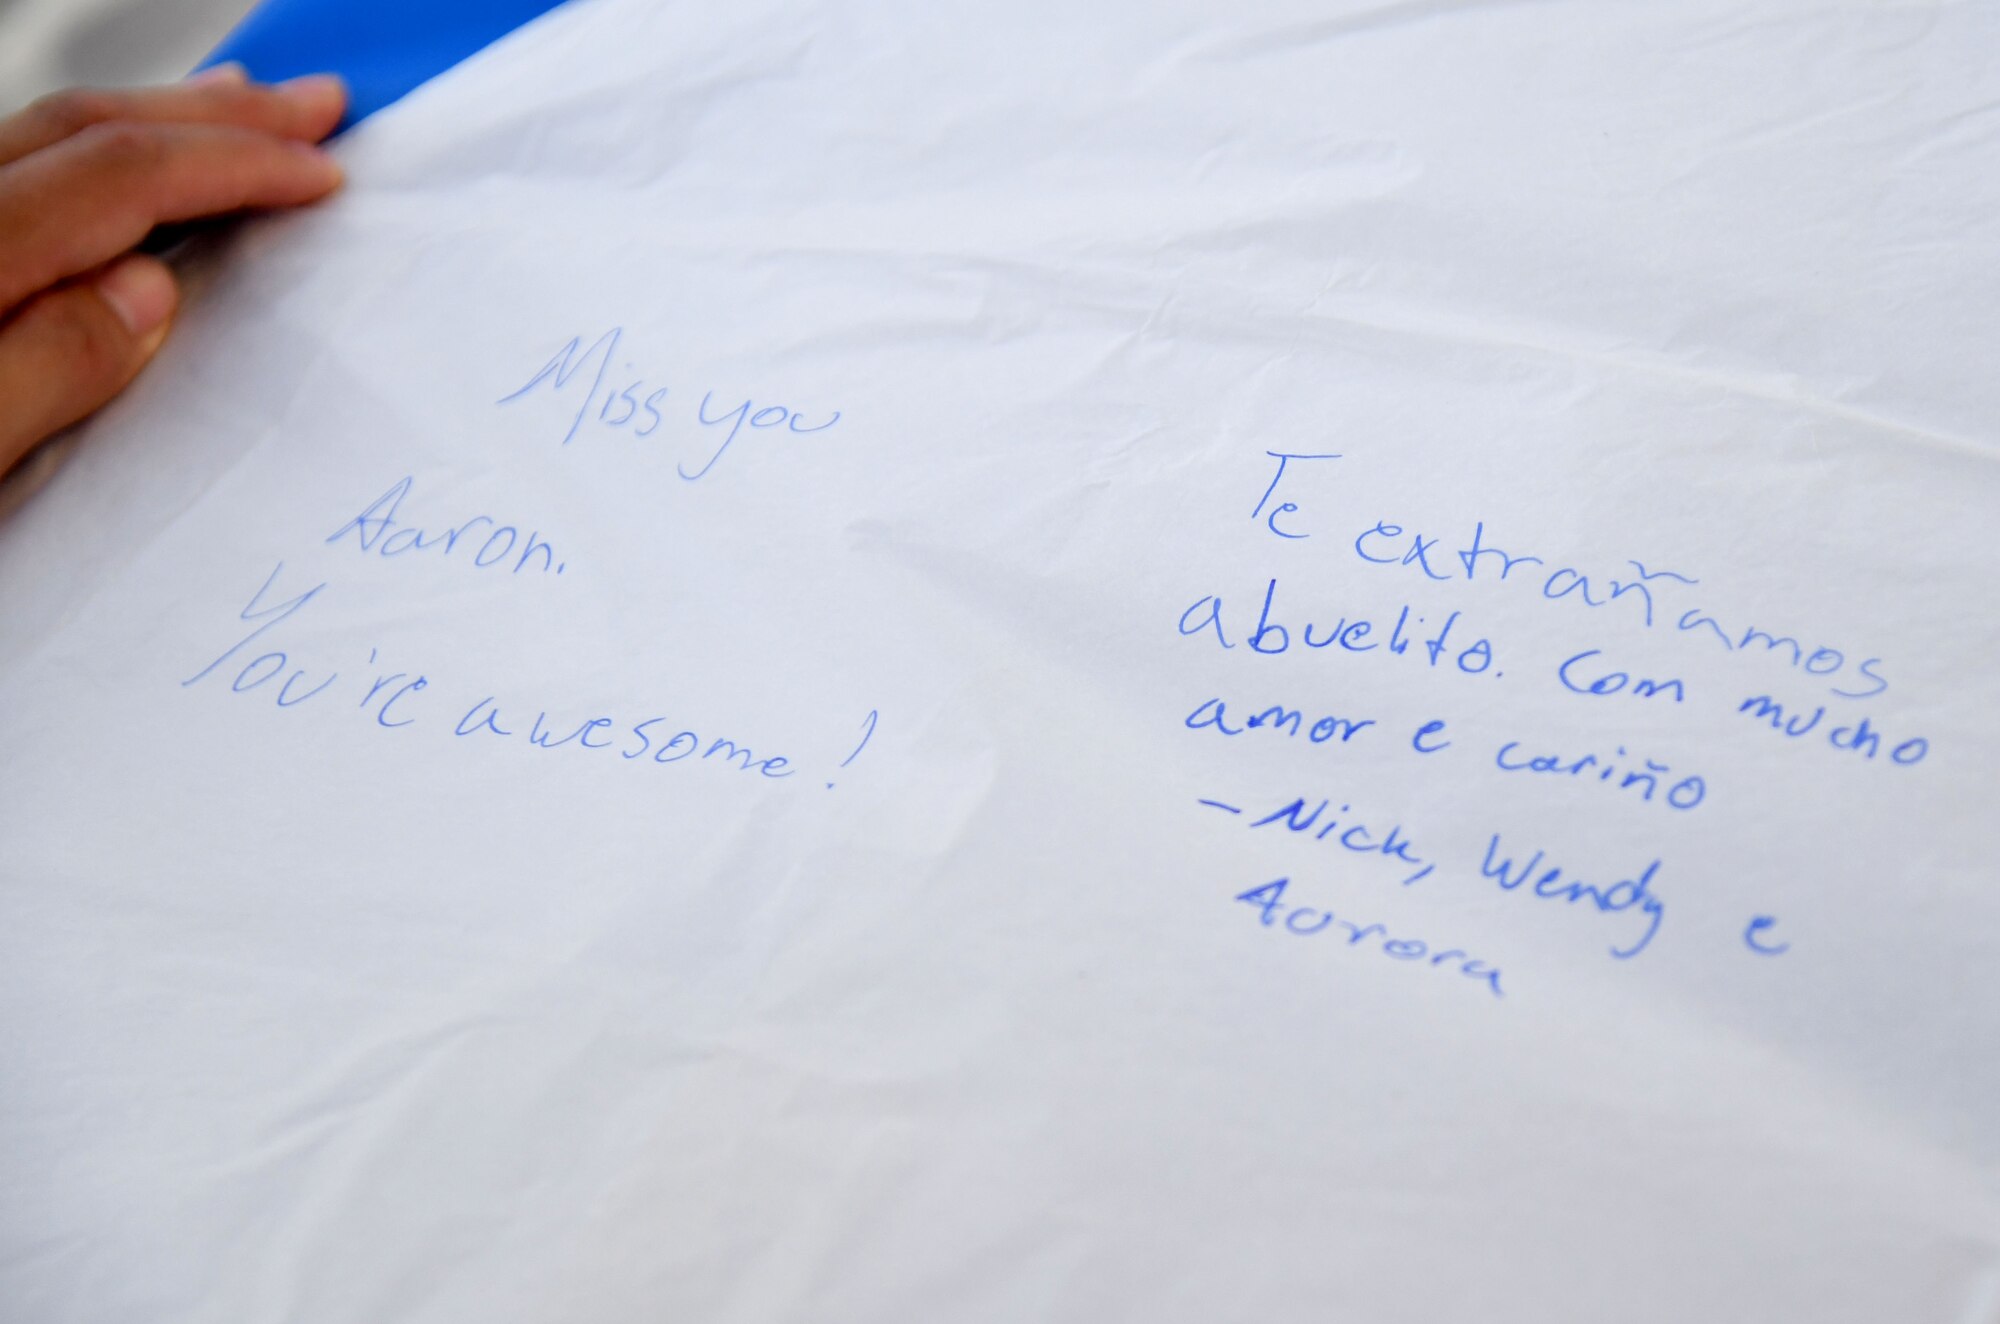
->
<box><xmin>0</xmin><ymin>254</ymin><xmax>178</xmax><ymax>476</ymax></box>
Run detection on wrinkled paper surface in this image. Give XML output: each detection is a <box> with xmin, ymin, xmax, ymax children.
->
<box><xmin>3</xmin><ymin>1</ymin><xmax>1998</xmax><ymax>1319</ymax></box>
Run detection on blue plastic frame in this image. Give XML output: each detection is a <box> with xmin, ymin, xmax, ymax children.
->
<box><xmin>203</xmin><ymin>0</ymin><xmax>571</xmax><ymax>129</ymax></box>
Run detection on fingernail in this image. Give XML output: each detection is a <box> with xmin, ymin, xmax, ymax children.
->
<box><xmin>278</xmin><ymin>72</ymin><xmax>348</xmax><ymax>113</ymax></box>
<box><xmin>286</xmin><ymin>140</ymin><xmax>345</xmax><ymax>187</ymax></box>
<box><xmin>98</xmin><ymin>256</ymin><xmax>177</xmax><ymax>337</ymax></box>
<box><xmin>189</xmin><ymin>61</ymin><xmax>247</xmax><ymax>85</ymax></box>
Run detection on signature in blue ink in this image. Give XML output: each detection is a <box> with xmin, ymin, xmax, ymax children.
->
<box><xmin>1479</xmin><ymin>834</ymin><xmax>1665</xmax><ymax>960</ymax></box>
<box><xmin>1235</xmin><ymin>876</ymin><xmax>1505</xmax><ymax>998</ymax></box>
<box><xmin>1203</xmin><ymin>794</ymin><xmax>1435</xmax><ymax>885</ymax></box>
<box><xmin>326</xmin><ymin>477</ymin><xmax>566</xmax><ymax>577</ymax></box>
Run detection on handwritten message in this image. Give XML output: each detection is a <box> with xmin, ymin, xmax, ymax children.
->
<box><xmin>1177</xmin><ymin>447</ymin><xmax>1934</xmax><ymax>994</ymax></box>
<box><xmin>179</xmin><ymin>333</ymin><xmax>876</xmax><ymax>796</ymax></box>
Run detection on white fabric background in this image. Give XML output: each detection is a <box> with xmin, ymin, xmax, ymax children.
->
<box><xmin>3</xmin><ymin>1</ymin><xmax>1997</xmax><ymax>1320</ymax></box>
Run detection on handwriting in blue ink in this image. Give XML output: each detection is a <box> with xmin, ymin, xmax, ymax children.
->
<box><xmin>1208</xmin><ymin>793</ymin><xmax>1435</xmax><ymax>885</ymax></box>
<box><xmin>1179</xmin><ymin>578</ymin><xmax>1499</xmax><ymax>677</ymax></box>
<box><xmin>1184</xmin><ymin>695</ymin><xmax>1376</xmax><ymax>746</ymax></box>
<box><xmin>1479</xmin><ymin>834</ymin><xmax>1665</xmax><ymax>959</ymax></box>
<box><xmin>1736</xmin><ymin>694</ymin><xmax>1928</xmax><ymax>767</ymax></box>
<box><xmin>326</xmin><ymin>477</ymin><xmax>567</xmax><ymax>577</ymax></box>
<box><xmin>496</xmin><ymin>327</ymin><xmax>841</xmax><ymax>481</ymax></box>
<box><xmin>1492</xmin><ymin>739</ymin><xmax>1706</xmax><ymax>811</ymax></box>
<box><xmin>1235</xmin><ymin>876</ymin><xmax>1505</xmax><ymax>997</ymax></box>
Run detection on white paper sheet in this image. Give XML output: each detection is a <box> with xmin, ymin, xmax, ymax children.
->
<box><xmin>4</xmin><ymin>1</ymin><xmax>1998</xmax><ymax>1319</ymax></box>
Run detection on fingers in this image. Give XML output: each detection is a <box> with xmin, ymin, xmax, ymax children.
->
<box><xmin>0</xmin><ymin>121</ymin><xmax>342</xmax><ymax>310</ymax></box>
<box><xmin>0</xmin><ymin>70</ymin><xmax>348</xmax><ymax>480</ymax></box>
<box><xmin>0</xmin><ymin>67</ymin><xmax>346</xmax><ymax>168</ymax></box>
<box><xmin>0</xmin><ymin>254</ymin><xmax>178</xmax><ymax>475</ymax></box>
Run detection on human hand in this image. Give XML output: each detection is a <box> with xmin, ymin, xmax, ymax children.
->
<box><xmin>0</xmin><ymin>64</ymin><xmax>347</xmax><ymax>478</ymax></box>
